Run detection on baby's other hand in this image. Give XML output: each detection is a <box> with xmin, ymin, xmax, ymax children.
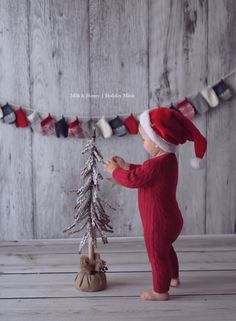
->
<box><xmin>112</xmin><ymin>156</ymin><xmax>129</xmax><ymax>170</ymax></box>
<box><xmin>103</xmin><ymin>159</ymin><xmax>119</xmax><ymax>174</ymax></box>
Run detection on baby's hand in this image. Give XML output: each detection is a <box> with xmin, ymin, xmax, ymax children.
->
<box><xmin>112</xmin><ymin>155</ymin><xmax>129</xmax><ymax>170</ymax></box>
<box><xmin>103</xmin><ymin>159</ymin><xmax>119</xmax><ymax>174</ymax></box>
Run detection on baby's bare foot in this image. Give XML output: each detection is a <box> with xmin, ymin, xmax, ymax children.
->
<box><xmin>170</xmin><ymin>277</ymin><xmax>180</xmax><ymax>287</ymax></box>
<box><xmin>140</xmin><ymin>288</ymin><xmax>170</xmax><ymax>301</ymax></box>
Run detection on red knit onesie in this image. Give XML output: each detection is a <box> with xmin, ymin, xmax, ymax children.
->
<box><xmin>112</xmin><ymin>152</ymin><xmax>184</xmax><ymax>293</ymax></box>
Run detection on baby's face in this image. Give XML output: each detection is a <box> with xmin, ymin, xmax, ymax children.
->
<box><xmin>138</xmin><ymin>124</ymin><xmax>161</xmax><ymax>156</ymax></box>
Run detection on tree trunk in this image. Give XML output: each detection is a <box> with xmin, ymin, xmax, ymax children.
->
<box><xmin>88</xmin><ymin>228</ymin><xmax>96</xmax><ymax>261</ymax></box>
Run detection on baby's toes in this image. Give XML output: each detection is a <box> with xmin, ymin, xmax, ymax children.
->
<box><xmin>140</xmin><ymin>289</ymin><xmax>152</xmax><ymax>300</ymax></box>
<box><xmin>140</xmin><ymin>291</ymin><xmax>148</xmax><ymax>300</ymax></box>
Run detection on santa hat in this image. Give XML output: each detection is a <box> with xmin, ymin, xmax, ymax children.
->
<box><xmin>15</xmin><ymin>107</ymin><xmax>29</xmax><ymax>128</ymax></box>
<box><xmin>96</xmin><ymin>116</ymin><xmax>113</xmax><ymax>138</ymax></box>
<box><xmin>55</xmin><ymin>116</ymin><xmax>68</xmax><ymax>138</ymax></box>
<box><xmin>123</xmin><ymin>113</ymin><xmax>139</xmax><ymax>134</ymax></box>
<box><xmin>213</xmin><ymin>79</ymin><xmax>232</xmax><ymax>101</ymax></box>
<box><xmin>68</xmin><ymin>117</ymin><xmax>85</xmax><ymax>138</ymax></box>
<box><xmin>189</xmin><ymin>93</ymin><xmax>209</xmax><ymax>114</ymax></box>
<box><xmin>2</xmin><ymin>102</ymin><xmax>16</xmax><ymax>124</ymax></box>
<box><xmin>138</xmin><ymin>107</ymin><xmax>207</xmax><ymax>169</ymax></box>
<box><xmin>200</xmin><ymin>87</ymin><xmax>219</xmax><ymax>108</ymax></box>
<box><xmin>27</xmin><ymin>111</ymin><xmax>42</xmax><ymax>132</ymax></box>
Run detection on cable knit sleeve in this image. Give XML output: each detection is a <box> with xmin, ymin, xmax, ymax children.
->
<box><xmin>129</xmin><ymin>163</ymin><xmax>142</xmax><ymax>170</ymax></box>
<box><xmin>112</xmin><ymin>161</ymin><xmax>157</xmax><ymax>188</ymax></box>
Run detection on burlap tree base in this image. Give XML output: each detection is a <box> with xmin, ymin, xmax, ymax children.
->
<box><xmin>74</xmin><ymin>252</ymin><xmax>108</xmax><ymax>292</ymax></box>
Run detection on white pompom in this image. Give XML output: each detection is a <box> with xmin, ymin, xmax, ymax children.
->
<box><xmin>190</xmin><ymin>157</ymin><xmax>205</xmax><ymax>169</ymax></box>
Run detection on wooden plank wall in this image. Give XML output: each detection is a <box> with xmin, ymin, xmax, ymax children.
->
<box><xmin>0</xmin><ymin>0</ymin><xmax>235</xmax><ymax>240</ymax></box>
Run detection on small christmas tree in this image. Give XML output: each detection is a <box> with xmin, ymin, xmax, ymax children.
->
<box><xmin>63</xmin><ymin>127</ymin><xmax>115</xmax><ymax>291</ymax></box>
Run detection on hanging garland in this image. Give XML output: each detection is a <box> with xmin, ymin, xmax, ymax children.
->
<box><xmin>0</xmin><ymin>68</ymin><xmax>235</xmax><ymax>139</ymax></box>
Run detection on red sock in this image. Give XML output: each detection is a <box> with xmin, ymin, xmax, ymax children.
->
<box><xmin>68</xmin><ymin>118</ymin><xmax>85</xmax><ymax>138</ymax></box>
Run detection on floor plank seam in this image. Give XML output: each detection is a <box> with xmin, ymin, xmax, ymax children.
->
<box><xmin>1</xmin><ymin>293</ymin><xmax>236</xmax><ymax>301</ymax></box>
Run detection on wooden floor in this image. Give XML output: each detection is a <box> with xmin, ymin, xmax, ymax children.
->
<box><xmin>0</xmin><ymin>235</ymin><xmax>236</xmax><ymax>321</ymax></box>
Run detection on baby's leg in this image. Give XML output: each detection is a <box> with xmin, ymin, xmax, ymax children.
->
<box><xmin>140</xmin><ymin>256</ymin><xmax>171</xmax><ymax>301</ymax></box>
<box><xmin>168</xmin><ymin>245</ymin><xmax>180</xmax><ymax>287</ymax></box>
<box><xmin>140</xmin><ymin>233</ymin><xmax>171</xmax><ymax>301</ymax></box>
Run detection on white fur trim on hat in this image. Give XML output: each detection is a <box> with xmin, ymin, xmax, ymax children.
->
<box><xmin>138</xmin><ymin>110</ymin><xmax>178</xmax><ymax>153</ymax></box>
<box><xmin>200</xmin><ymin>87</ymin><xmax>219</xmax><ymax>108</ymax></box>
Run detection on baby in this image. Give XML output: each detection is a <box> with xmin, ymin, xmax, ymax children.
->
<box><xmin>103</xmin><ymin>107</ymin><xmax>207</xmax><ymax>301</ymax></box>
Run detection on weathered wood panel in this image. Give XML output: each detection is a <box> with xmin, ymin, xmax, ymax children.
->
<box><xmin>149</xmin><ymin>0</ymin><xmax>208</xmax><ymax>234</ymax></box>
<box><xmin>88</xmin><ymin>0</ymin><xmax>149</xmax><ymax>236</ymax></box>
<box><xmin>0</xmin><ymin>237</ymin><xmax>236</xmax><ymax>321</ymax></box>
<box><xmin>1</xmin><ymin>235</ymin><xmax>235</xmax><ymax>253</ymax></box>
<box><xmin>0</xmin><ymin>296</ymin><xmax>235</xmax><ymax>321</ymax></box>
<box><xmin>0</xmin><ymin>0</ymin><xmax>235</xmax><ymax>239</ymax></box>
<box><xmin>1</xmin><ymin>235</ymin><xmax>235</xmax><ymax>273</ymax></box>
<box><xmin>29</xmin><ymin>0</ymin><xmax>90</xmax><ymax>238</ymax></box>
<box><xmin>0</xmin><ymin>250</ymin><xmax>235</xmax><ymax>273</ymax></box>
<box><xmin>1</xmin><ymin>270</ymin><xmax>236</xmax><ymax>298</ymax></box>
<box><xmin>207</xmin><ymin>0</ymin><xmax>236</xmax><ymax>233</ymax></box>
<box><xmin>0</xmin><ymin>0</ymin><xmax>33</xmax><ymax>239</ymax></box>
